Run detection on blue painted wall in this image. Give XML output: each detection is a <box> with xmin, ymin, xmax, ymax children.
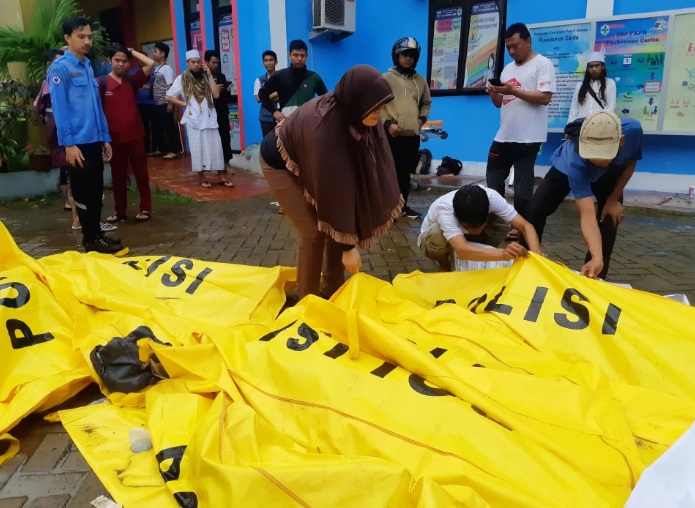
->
<box><xmin>170</xmin><ymin>0</ymin><xmax>695</xmax><ymax>169</ymax></box>
<box><xmin>282</xmin><ymin>0</ymin><xmax>589</xmax><ymax>165</ymax></box>
<box><xmin>280</xmin><ymin>0</ymin><xmax>695</xmax><ymax>178</ymax></box>
<box><xmin>200</xmin><ymin>0</ymin><xmax>216</xmax><ymax>53</ymax></box>
<box><xmin>234</xmin><ymin>0</ymin><xmax>272</xmax><ymax>146</ymax></box>
<box><xmin>614</xmin><ymin>0</ymin><xmax>695</xmax><ymax>15</ymax></box>
<box><xmin>171</xmin><ymin>0</ymin><xmax>187</xmax><ymax>73</ymax></box>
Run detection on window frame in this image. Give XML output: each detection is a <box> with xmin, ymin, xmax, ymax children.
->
<box><xmin>426</xmin><ymin>0</ymin><xmax>508</xmax><ymax>96</ymax></box>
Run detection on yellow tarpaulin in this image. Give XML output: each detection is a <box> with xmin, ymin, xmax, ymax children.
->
<box><xmin>1</xmin><ymin>221</ymin><xmax>694</xmax><ymax>507</ymax></box>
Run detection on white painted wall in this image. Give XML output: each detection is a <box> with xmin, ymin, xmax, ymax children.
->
<box><xmin>586</xmin><ymin>0</ymin><xmax>615</xmax><ymax>18</ymax></box>
<box><xmin>268</xmin><ymin>0</ymin><xmax>288</xmax><ymax>70</ymax></box>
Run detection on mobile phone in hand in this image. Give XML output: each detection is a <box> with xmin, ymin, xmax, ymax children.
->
<box><xmin>488</xmin><ymin>78</ymin><xmax>503</xmax><ymax>87</ymax></box>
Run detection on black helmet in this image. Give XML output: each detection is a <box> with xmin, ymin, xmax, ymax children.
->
<box><xmin>392</xmin><ymin>37</ymin><xmax>421</xmax><ymax>68</ymax></box>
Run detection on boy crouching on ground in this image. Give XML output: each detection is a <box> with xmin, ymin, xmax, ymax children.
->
<box><xmin>418</xmin><ymin>184</ymin><xmax>542</xmax><ymax>271</ymax></box>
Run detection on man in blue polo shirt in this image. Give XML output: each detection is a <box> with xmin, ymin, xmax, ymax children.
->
<box><xmin>524</xmin><ymin>111</ymin><xmax>643</xmax><ymax>279</ymax></box>
<box><xmin>49</xmin><ymin>17</ymin><xmax>121</xmax><ymax>254</ymax></box>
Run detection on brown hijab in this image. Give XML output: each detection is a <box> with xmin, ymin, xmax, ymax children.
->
<box><xmin>276</xmin><ymin>64</ymin><xmax>403</xmax><ymax>248</ymax></box>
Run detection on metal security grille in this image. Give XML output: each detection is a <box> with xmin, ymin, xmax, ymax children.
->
<box><xmin>313</xmin><ymin>0</ymin><xmax>322</xmax><ymax>26</ymax></box>
<box><xmin>324</xmin><ymin>0</ymin><xmax>345</xmax><ymax>25</ymax></box>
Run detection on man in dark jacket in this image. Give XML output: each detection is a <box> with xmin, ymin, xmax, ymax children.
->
<box><xmin>257</xmin><ymin>40</ymin><xmax>328</xmax><ymax>122</ymax></box>
<box><xmin>205</xmin><ymin>49</ymin><xmax>234</xmax><ymax>170</ymax></box>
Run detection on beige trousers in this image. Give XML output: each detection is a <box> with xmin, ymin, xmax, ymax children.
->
<box><xmin>261</xmin><ymin>159</ymin><xmax>345</xmax><ymax>299</ymax></box>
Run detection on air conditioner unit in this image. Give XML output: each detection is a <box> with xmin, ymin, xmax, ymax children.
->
<box><xmin>312</xmin><ymin>0</ymin><xmax>356</xmax><ymax>33</ymax></box>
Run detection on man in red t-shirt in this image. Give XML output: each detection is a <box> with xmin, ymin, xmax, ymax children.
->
<box><xmin>101</xmin><ymin>45</ymin><xmax>155</xmax><ymax>222</ymax></box>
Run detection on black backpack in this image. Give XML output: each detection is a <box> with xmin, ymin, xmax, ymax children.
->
<box><xmin>564</xmin><ymin>117</ymin><xmax>586</xmax><ymax>152</ymax></box>
<box><xmin>417</xmin><ymin>149</ymin><xmax>432</xmax><ymax>175</ymax></box>
<box><xmin>564</xmin><ymin>117</ymin><xmax>585</xmax><ymax>140</ymax></box>
<box><xmin>436</xmin><ymin>156</ymin><xmax>463</xmax><ymax>176</ymax></box>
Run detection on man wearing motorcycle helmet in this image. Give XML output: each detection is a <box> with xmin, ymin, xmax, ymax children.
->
<box><xmin>382</xmin><ymin>37</ymin><xmax>432</xmax><ymax>219</ymax></box>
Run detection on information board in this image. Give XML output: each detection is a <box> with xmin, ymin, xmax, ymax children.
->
<box><xmin>531</xmin><ymin>23</ymin><xmax>592</xmax><ymax>129</ymax></box>
<box><xmin>189</xmin><ymin>21</ymin><xmax>203</xmax><ymax>52</ymax></box>
<box><xmin>430</xmin><ymin>7</ymin><xmax>464</xmax><ymax>91</ymax></box>
<box><xmin>530</xmin><ymin>9</ymin><xmax>695</xmax><ymax>134</ymax></box>
<box><xmin>427</xmin><ymin>0</ymin><xmax>507</xmax><ymax>96</ymax></box>
<box><xmin>595</xmin><ymin>16</ymin><xmax>669</xmax><ymax>131</ymax></box>
<box><xmin>663</xmin><ymin>13</ymin><xmax>695</xmax><ymax>131</ymax></box>
<box><xmin>218</xmin><ymin>15</ymin><xmax>236</xmax><ymax>94</ymax></box>
<box><xmin>463</xmin><ymin>1</ymin><xmax>501</xmax><ymax>89</ymax></box>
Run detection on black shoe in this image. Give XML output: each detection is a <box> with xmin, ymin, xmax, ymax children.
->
<box><xmin>401</xmin><ymin>206</ymin><xmax>421</xmax><ymax>219</ymax></box>
<box><xmin>84</xmin><ymin>237</ymin><xmax>123</xmax><ymax>254</ymax></box>
<box><xmin>98</xmin><ymin>233</ymin><xmax>122</xmax><ymax>245</ymax></box>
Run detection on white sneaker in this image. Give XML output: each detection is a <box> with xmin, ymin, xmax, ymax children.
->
<box><xmin>101</xmin><ymin>222</ymin><xmax>118</xmax><ymax>232</ymax></box>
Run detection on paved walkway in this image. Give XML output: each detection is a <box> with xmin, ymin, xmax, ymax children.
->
<box><xmin>144</xmin><ymin>154</ymin><xmax>270</xmax><ymax>201</ymax></box>
<box><xmin>1</xmin><ymin>166</ymin><xmax>694</xmax><ymax>507</ymax></box>
<box><xmin>2</xmin><ymin>174</ymin><xmax>693</xmax><ymax>297</ymax></box>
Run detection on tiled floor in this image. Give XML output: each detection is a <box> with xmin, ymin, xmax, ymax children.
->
<box><xmin>146</xmin><ymin>154</ymin><xmax>269</xmax><ymax>201</ymax></box>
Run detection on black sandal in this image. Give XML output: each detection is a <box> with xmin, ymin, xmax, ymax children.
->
<box><xmin>135</xmin><ymin>211</ymin><xmax>151</xmax><ymax>222</ymax></box>
<box><xmin>106</xmin><ymin>214</ymin><xmax>127</xmax><ymax>223</ymax></box>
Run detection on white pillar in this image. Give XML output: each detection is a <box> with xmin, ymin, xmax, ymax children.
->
<box><xmin>268</xmin><ymin>0</ymin><xmax>288</xmax><ymax>70</ymax></box>
<box><xmin>586</xmin><ymin>0</ymin><xmax>614</xmax><ymax>18</ymax></box>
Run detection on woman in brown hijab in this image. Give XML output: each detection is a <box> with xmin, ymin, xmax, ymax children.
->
<box><xmin>260</xmin><ymin>64</ymin><xmax>403</xmax><ymax>299</ymax></box>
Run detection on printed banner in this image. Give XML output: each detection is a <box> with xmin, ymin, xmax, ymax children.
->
<box><xmin>228</xmin><ymin>105</ymin><xmax>241</xmax><ymax>151</ymax></box>
<box><xmin>663</xmin><ymin>13</ymin><xmax>695</xmax><ymax>131</ymax></box>
<box><xmin>189</xmin><ymin>21</ymin><xmax>202</xmax><ymax>53</ymax></box>
<box><xmin>463</xmin><ymin>1</ymin><xmax>500</xmax><ymax>88</ymax></box>
<box><xmin>218</xmin><ymin>14</ymin><xmax>236</xmax><ymax>95</ymax></box>
<box><xmin>595</xmin><ymin>16</ymin><xmax>670</xmax><ymax>130</ymax></box>
<box><xmin>430</xmin><ymin>7</ymin><xmax>463</xmax><ymax>91</ymax></box>
<box><xmin>531</xmin><ymin>23</ymin><xmax>593</xmax><ymax>129</ymax></box>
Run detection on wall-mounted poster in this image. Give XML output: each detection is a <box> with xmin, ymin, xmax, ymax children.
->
<box><xmin>189</xmin><ymin>21</ymin><xmax>203</xmax><ymax>52</ymax></box>
<box><xmin>430</xmin><ymin>7</ymin><xmax>463</xmax><ymax>91</ymax></box>
<box><xmin>141</xmin><ymin>40</ymin><xmax>175</xmax><ymax>69</ymax></box>
<box><xmin>663</xmin><ymin>13</ymin><xmax>695</xmax><ymax>131</ymax></box>
<box><xmin>531</xmin><ymin>23</ymin><xmax>592</xmax><ymax>129</ymax></box>
<box><xmin>218</xmin><ymin>15</ymin><xmax>236</xmax><ymax>94</ymax></box>
<box><xmin>595</xmin><ymin>16</ymin><xmax>669</xmax><ymax>130</ymax></box>
<box><xmin>463</xmin><ymin>1</ymin><xmax>500</xmax><ymax>88</ymax></box>
<box><xmin>228</xmin><ymin>105</ymin><xmax>241</xmax><ymax>151</ymax></box>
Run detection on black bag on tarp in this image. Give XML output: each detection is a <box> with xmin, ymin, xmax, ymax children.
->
<box><xmin>90</xmin><ymin>326</ymin><xmax>170</xmax><ymax>393</ymax></box>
